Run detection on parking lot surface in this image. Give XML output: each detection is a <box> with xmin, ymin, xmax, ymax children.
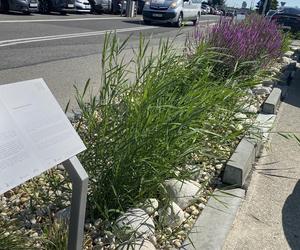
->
<box><xmin>0</xmin><ymin>13</ymin><xmax>219</xmax><ymax>108</ymax></box>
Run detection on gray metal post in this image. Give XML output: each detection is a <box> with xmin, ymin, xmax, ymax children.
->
<box><xmin>63</xmin><ymin>156</ymin><xmax>89</xmax><ymax>250</ymax></box>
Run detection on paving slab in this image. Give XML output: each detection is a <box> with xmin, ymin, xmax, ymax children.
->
<box><xmin>223</xmin><ymin>69</ymin><xmax>300</xmax><ymax>250</ymax></box>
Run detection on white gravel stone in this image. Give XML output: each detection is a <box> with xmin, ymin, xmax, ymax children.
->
<box><xmin>284</xmin><ymin>51</ymin><xmax>294</xmax><ymax>57</ymax></box>
<box><xmin>164</xmin><ymin>179</ymin><xmax>202</xmax><ymax>210</ymax></box>
<box><xmin>158</xmin><ymin>202</ymin><xmax>185</xmax><ymax>228</ymax></box>
<box><xmin>117</xmin><ymin>239</ymin><xmax>156</xmax><ymax>250</ymax></box>
<box><xmin>282</xmin><ymin>56</ymin><xmax>292</xmax><ymax>65</ymax></box>
<box><xmin>270</xmin><ymin>66</ymin><xmax>280</xmax><ymax>74</ymax></box>
<box><xmin>290</xmin><ymin>46</ymin><xmax>299</xmax><ymax>52</ymax></box>
<box><xmin>241</xmin><ymin>104</ymin><xmax>258</xmax><ymax>113</ymax></box>
<box><xmin>116</xmin><ymin>208</ymin><xmax>155</xmax><ymax>238</ymax></box>
<box><xmin>234</xmin><ymin>112</ymin><xmax>247</xmax><ymax>119</ymax></box>
<box><xmin>198</xmin><ymin>203</ymin><xmax>206</xmax><ymax>210</ymax></box>
<box><xmin>94</xmin><ymin>218</ymin><xmax>102</xmax><ymax>228</ymax></box>
<box><xmin>172</xmin><ymin>239</ymin><xmax>182</xmax><ymax>248</ymax></box>
<box><xmin>165</xmin><ymin>227</ymin><xmax>173</xmax><ymax>235</ymax></box>
<box><xmin>139</xmin><ymin>198</ymin><xmax>159</xmax><ymax>215</ymax></box>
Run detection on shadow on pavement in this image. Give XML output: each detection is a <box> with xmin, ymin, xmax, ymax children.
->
<box><xmin>282</xmin><ymin>69</ymin><xmax>300</xmax><ymax>109</ymax></box>
<box><xmin>282</xmin><ymin>180</ymin><xmax>300</xmax><ymax>249</ymax></box>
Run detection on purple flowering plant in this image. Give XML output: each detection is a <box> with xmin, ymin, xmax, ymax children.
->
<box><xmin>190</xmin><ymin>14</ymin><xmax>286</xmax><ymax>76</ymax></box>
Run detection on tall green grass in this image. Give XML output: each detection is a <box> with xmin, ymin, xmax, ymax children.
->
<box><xmin>76</xmin><ymin>33</ymin><xmax>261</xmax><ymax>221</ymax></box>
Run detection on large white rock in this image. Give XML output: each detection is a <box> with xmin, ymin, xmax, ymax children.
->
<box><xmin>284</xmin><ymin>51</ymin><xmax>294</xmax><ymax>57</ymax></box>
<box><xmin>139</xmin><ymin>198</ymin><xmax>159</xmax><ymax>215</ymax></box>
<box><xmin>116</xmin><ymin>209</ymin><xmax>155</xmax><ymax>238</ymax></box>
<box><xmin>241</xmin><ymin>104</ymin><xmax>258</xmax><ymax>113</ymax></box>
<box><xmin>164</xmin><ymin>179</ymin><xmax>201</xmax><ymax>209</ymax></box>
<box><xmin>290</xmin><ymin>46</ymin><xmax>299</xmax><ymax>52</ymax></box>
<box><xmin>158</xmin><ymin>202</ymin><xmax>185</xmax><ymax>228</ymax></box>
<box><xmin>234</xmin><ymin>112</ymin><xmax>247</xmax><ymax>120</ymax></box>
<box><xmin>117</xmin><ymin>239</ymin><xmax>156</xmax><ymax>250</ymax></box>
<box><xmin>282</xmin><ymin>56</ymin><xmax>292</xmax><ymax>65</ymax></box>
<box><xmin>252</xmin><ymin>86</ymin><xmax>272</xmax><ymax>95</ymax></box>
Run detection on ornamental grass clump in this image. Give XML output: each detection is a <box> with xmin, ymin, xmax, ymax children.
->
<box><xmin>76</xmin><ymin>33</ymin><xmax>254</xmax><ymax>221</ymax></box>
<box><xmin>192</xmin><ymin>14</ymin><xmax>286</xmax><ymax>76</ymax></box>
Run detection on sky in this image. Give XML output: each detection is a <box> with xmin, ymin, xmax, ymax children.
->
<box><xmin>225</xmin><ymin>0</ymin><xmax>300</xmax><ymax>8</ymax></box>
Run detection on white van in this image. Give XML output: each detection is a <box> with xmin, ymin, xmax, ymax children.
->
<box><xmin>142</xmin><ymin>0</ymin><xmax>201</xmax><ymax>26</ymax></box>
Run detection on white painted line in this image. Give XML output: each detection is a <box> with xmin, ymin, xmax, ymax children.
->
<box><xmin>0</xmin><ymin>16</ymin><xmax>129</xmax><ymax>23</ymax></box>
<box><xmin>0</xmin><ymin>26</ymin><xmax>157</xmax><ymax>47</ymax></box>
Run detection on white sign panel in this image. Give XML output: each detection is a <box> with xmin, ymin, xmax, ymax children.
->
<box><xmin>0</xmin><ymin>78</ymin><xmax>86</xmax><ymax>194</ymax></box>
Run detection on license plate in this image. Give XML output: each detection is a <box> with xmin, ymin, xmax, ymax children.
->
<box><xmin>153</xmin><ymin>13</ymin><xmax>162</xmax><ymax>17</ymax></box>
<box><xmin>30</xmin><ymin>3</ymin><xmax>37</xmax><ymax>7</ymax></box>
<box><xmin>282</xmin><ymin>25</ymin><xmax>291</xmax><ymax>30</ymax></box>
<box><xmin>68</xmin><ymin>3</ymin><xmax>74</xmax><ymax>7</ymax></box>
<box><xmin>152</xmin><ymin>0</ymin><xmax>164</xmax><ymax>4</ymax></box>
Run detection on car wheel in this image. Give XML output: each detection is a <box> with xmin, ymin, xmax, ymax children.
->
<box><xmin>193</xmin><ymin>13</ymin><xmax>200</xmax><ymax>26</ymax></box>
<box><xmin>175</xmin><ymin>13</ymin><xmax>183</xmax><ymax>27</ymax></box>
<box><xmin>144</xmin><ymin>20</ymin><xmax>151</xmax><ymax>25</ymax></box>
<box><xmin>38</xmin><ymin>0</ymin><xmax>50</xmax><ymax>14</ymax></box>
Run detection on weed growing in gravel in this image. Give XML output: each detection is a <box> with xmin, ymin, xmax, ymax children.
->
<box><xmin>0</xmin><ymin>220</ymin><xmax>33</xmax><ymax>250</ymax></box>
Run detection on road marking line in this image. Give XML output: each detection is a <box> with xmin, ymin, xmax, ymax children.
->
<box><xmin>0</xmin><ymin>26</ymin><xmax>157</xmax><ymax>47</ymax></box>
<box><xmin>0</xmin><ymin>16</ymin><xmax>128</xmax><ymax>23</ymax></box>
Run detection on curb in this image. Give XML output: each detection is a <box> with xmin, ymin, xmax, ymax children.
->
<box><xmin>262</xmin><ymin>87</ymin><xmax>282</xmax><ymax>114</ymax></box>
<box><xmin>222</xmin><ymin>137</ymin><xmax>256</xmax><ymax>187</ymax></box>
<box><xmin>181</xmin><ymin>188</ymin><xmax>245</xmax><ymax>250</ymax></box>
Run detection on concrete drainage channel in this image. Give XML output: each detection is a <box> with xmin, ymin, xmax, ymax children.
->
<box><xmin>181</xmin><ymin>43</ymin><xmax>300</xmax><ymax>250</ymax></box>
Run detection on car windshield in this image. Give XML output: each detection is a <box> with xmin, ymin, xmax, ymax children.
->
<box><xmin>278</xmin><ymin>7</ymin><xmax>300</xmax><ymax>15</ymax></box>
<box><xmin>151</xmin><ymin>0</ymin><xmax>173</xmax><ymax>3</ymax></box>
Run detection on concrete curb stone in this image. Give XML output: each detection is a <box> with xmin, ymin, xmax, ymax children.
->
<box><xmin>262</xmin><ymin>87</ymin><xmax>282</xmax><ymax>114</ymax></box>
<box><xmin>222</xmin><ymin>137</ymin><xmax>256</xmax><ymax>187</ymax></box>
<box><xmin>180</xmin><ymin>188</ymin><xmax>245</xmax><ymax>250</ymax></box>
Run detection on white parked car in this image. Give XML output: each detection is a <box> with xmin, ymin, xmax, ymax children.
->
<box><xmin>75</xmin><ymin>0</ymin><xmax>91</xmax><ymax>12</ymax></box>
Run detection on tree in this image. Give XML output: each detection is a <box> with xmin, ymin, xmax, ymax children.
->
<box><xmin>242</xmin><ymin>1</ymin><xmax>247</xmax><ymax>8</ymax></box>
<box><xmin>256</xmin><ymin>0</ymin><xmax>278</xmax><ymax>14</ymax></box>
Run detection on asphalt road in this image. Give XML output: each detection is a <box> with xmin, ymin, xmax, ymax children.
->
<box><xmin>0</xmin><ymin>13</ymin><xmax>219</xmax><ymax>109</ymax></box>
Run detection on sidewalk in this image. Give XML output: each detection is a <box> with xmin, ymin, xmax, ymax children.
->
<box><xmin>223</xmin><ymin>69</ymin><xmax>300</xmax><ymax>250</ymax></box>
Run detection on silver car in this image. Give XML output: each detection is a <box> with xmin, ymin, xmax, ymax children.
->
<box><xmin>75</xmin><ymin>0</ymin><xmax>90</xmax><ymax>12</ymax></box>
<box><xmin>142</xmin><ymin>0</ymin><xmax>201</xmax><ymax>27</ymax></box>
<box><xmin>0</xmin><ymin>0</ymin><xmax>38</xmax><ymax>13</ymax></box>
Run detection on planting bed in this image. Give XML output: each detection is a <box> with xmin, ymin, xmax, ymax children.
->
<box><xmin>0</xmin><ymin>17</ymin><xmax>299</xmax><ymax>250</ymax></box>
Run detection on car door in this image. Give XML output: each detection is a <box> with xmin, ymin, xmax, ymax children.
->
<box><xmin>182</xmin><ymin>0</ymin><xmax>192</xmax><ymax>20</ymax></box>
<box><xmin>190</xmin><ymin>0</ymin><xmax>200</xmax><ymax>19</ymax></box>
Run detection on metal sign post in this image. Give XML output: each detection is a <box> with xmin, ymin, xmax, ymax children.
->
<box><xmin>63</xmin><ymin>156</ymin><xmax>89</xmax><ymax>250</ymax></box>
<box><xmin>0</xmin><ymin>79</ymin><xmax>89</xmax><ymax>250</ymax></box>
